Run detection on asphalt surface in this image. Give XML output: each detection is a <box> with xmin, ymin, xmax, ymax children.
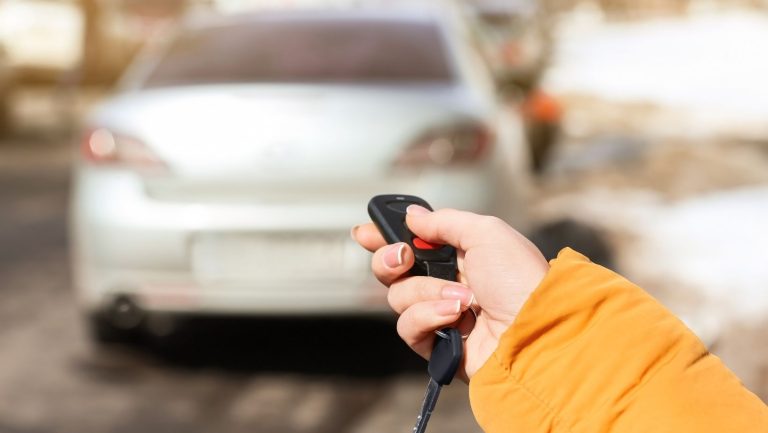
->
<box><xmin>0</xmin><ymin>137</ymin><xmax>481</xmax><ymax>433</ymax></box>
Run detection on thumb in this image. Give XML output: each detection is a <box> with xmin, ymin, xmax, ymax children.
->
<box><xmin>405</xmin><ymin>206</ymin><xmax>504</xmax><ymax>251</ymax></box>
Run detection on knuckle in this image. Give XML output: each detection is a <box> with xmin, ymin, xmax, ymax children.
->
<box><xmin>386</xmin><ymin>285</ymin><xmax>400</xmax><ymax>312</ymax></box>
<box><xmin>411</xmin><ymin>276</ymin><xmax>432</xmax><ymax>297</ymax></box>
<box><xmin>433</xmin><ymin>208</ymin><xmax>457</xmax><ymax>238</ymax></box>
<box><xmin>370</xmin><ymin>250</ymin><xmax>381</xmax><ymax>268</ymax></box>
<box><xmin>395</xmin><ymin>317</ymin><xmax>413</xmax><ymax>344</ymax></box>
<box><xmin>387</xmin><ymin>277</ymin><xmax>440</xmax><ymax>314</ymax></box>
<box><xmin>407</xmin><ymin>276</ymin><xmax>441</xmax><ymax>302</ymax></box>
<box><xmin>387</xmin><ymin>278</ymin><xmax>411</xmax><ymax>313</ymax></box>
<box><xmin>480</xmin><ymin>215</ymin><xmax>508</xmax><ymax>232</ymax></box>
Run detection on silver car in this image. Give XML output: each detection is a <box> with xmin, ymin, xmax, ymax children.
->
<box><xmin>71</xmin><ymin>6</ymin><xmax>531</xmax><ymax>341</ymax></box>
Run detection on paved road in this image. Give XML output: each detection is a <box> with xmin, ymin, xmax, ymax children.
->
<box><xmin>0</xmin><ymin>138</ymin><xmax>482</xmax><ymax>433</ymax></box>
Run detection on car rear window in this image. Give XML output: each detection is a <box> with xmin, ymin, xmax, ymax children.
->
<box><xmin>141</xmin><ymin>18</ymin><xmax>455</xmax><ymax>87</ymax></box>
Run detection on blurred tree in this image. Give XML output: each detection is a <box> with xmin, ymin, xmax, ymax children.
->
<box><xmin>81</xmin><ymin>0</ymin><xmax>106</xmax><ymax>85</ymax></box>
<box><xmin>80</xmin><ymin>0</ymin><xmax>190</xmax><ymax>85</ymax></box>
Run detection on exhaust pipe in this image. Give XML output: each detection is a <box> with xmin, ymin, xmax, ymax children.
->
<box><xmin>106</xmin><ymin>295</ymin><xmax>144</xmax><ymax>330</ymax></box>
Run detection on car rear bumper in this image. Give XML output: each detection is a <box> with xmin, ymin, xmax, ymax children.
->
<box><xmin>88</xmin><ymin>276</ymin><xmax>390</xmax><ymax>316</ymax></box>
<box><xmin>70</xmin><ymin>166</ymin><xmax>506</xmax><ymax>315</ymax></box>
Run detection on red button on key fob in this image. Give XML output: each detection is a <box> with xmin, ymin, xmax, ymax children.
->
<box><xmin>413</xmin><ymin>237</ymin><xmax>440</xmax><ymax>250</ymax></box>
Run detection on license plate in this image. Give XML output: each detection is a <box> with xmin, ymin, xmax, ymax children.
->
<box><xmin>191</xmin><ymin>232</ymin><xmax>365</xmax><ymax>283</ymax></box>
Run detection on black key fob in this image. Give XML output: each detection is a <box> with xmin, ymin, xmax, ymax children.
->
<box><xmin>367</xmin><ymin>194</ymin><xmax>458</xmax><ymax>281</ymax></box>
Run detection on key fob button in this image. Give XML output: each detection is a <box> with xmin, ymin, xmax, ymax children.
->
<box><xmin>368</xmin><ymin>194</ymin><xmax>456</xmax><ymax>276</ymax></box>
<box><xmin>386</xmin><ymin>200</ymin><xmax>411</xmax><ymax>213</ymax></box>
<box><xmin>413</xmin><ymin>237</ymin><xmax>440</xmax><ymax>250</ymax></box>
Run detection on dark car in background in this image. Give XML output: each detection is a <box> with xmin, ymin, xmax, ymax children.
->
<box><xmin>466</xmin><ymin>0</ymin><xmax>562</xmax><ymax>172</ymax></box>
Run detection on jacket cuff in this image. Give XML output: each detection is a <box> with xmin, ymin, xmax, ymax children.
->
<box><xmin>468</xmin><ymin>247</ymin><xmax>705</xmax><ymax>432</ymax></box>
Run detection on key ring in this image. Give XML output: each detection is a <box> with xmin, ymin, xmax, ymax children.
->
<box><xmin>435</xmin><ymin>304</ymin><xmax>478</xmax><ymax>340</ymax></box>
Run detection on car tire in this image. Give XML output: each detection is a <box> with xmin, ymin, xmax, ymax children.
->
<box><xmin>86</xmin><ymin>313</ymin><xmax>144</xmax><ymax>346</ymax></box>
<box><xmin>529</xmin><ymin>218</ymin><xmax>615</xmax><ymax>269</ymax></box>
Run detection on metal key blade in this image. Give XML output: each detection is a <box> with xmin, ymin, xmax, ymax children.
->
<box><xmin>413</xmin><ymin>378</ymin><xmax>442</xmax><ymax>433</ymax></box>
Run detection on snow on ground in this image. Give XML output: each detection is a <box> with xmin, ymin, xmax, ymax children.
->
<box><xmin>545</xmin><ymin>7</ymin><xmax>768</xmax><ymax>139</ymax></box>
<box><xmin>624</xmin><ymin>186</ymin><xmax>768</xmax><ymax>387</ymax></box>
<box><xmin>635</xmin><ymin>186</ymin><xmax>768</xmax><ymax>319</ymax></box>
<box><xmin>539</xmin><ymin>7</ymin><xmax>768</xmax><ymax>350</ymax></box>
<box><xmin>629</xmin><ymin>186</ymin><xmax>768</xmax><ymax>345</ymax></box>
<box><xmin>534</xmin><ymin>185</ymin><xmax>768</xmax><ymax>346</ymax></box>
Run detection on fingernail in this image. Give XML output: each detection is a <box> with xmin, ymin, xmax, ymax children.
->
<box><xmin>441</xmin><ymin>285</ymin><xmax>474</xmax><ymax>307</ymax></box>
<box><xmin>350</xmin><ymin>225</ymin><xmax>360</xmax><ymax>241</ymax></box>
<box><xmin>383</xmin><ymin>243</ymin><xmax>406</xmax><ymax>269</ymax></box>
<box><xmin>406</xmin><ymin>204</ymin><xmax>431</xmax><ymax>215</ymax></box>
<box><xmin>435</xmin><ymin>299</ymin><xmax>462</xmax><ymax>316</ymax></box>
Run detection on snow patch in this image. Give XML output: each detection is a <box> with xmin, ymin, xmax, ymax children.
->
<box><xmin>536</xmin><ymin>185</ymin><xmax>768</xmax><ymax>342</ymax></box>
<box><xmin>634</xmin><ymin>186</ymin><xmax>768</xmax><ymax>321</ymax></box>
<box><xmin>545</xmin><ymin>9</ymin><xmax>768</xmax><ymax>138</ymax></box>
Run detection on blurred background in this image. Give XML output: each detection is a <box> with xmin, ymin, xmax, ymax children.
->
<box><xmin>1</xmin><ymin>0</ymin><xmax>767</xmax><ymax>432</ymax></box>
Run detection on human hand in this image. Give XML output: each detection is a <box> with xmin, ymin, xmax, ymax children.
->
<box><xmin>352</xmin><ymin>206</ymin><xmax>550</xmax><ymax>379</ymax></box>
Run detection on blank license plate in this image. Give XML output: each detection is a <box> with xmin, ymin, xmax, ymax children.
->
<box><xmin>191</xmin><ymin>233</ymin><xmax>358</xmax><ymax>283</ymax></box>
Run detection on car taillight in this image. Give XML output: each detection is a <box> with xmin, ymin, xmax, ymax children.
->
<box><xmin>394</xmin><ymin>125</ymin><xmax>493</xmax><ymax>167</ymax></box>
<box><xmin>81</xmin><ymin>128</ymin><xmax>166</xmax><ymax>170</ymax></box>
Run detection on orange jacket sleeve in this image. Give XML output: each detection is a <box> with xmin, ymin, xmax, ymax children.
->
<box><xmin>469</xmin><ymin>248</ymin><xmax>768</xmax><ymax>432</ymax></box>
